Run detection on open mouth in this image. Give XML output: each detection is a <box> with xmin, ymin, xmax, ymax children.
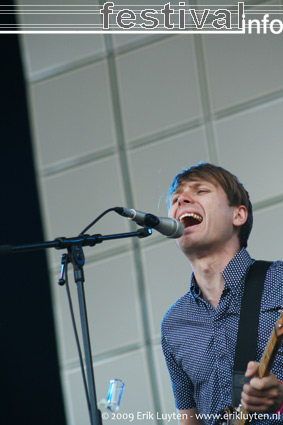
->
<box><xmin>179</xmin><ymin>213</ymin><xmax>203</xmax><ymax>228</ymax></box>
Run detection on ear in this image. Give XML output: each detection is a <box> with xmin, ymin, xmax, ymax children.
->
<box><xmin>232</xmin><ymin>205</ymin><xmax>248</xmax><ymax>228</ymax></box>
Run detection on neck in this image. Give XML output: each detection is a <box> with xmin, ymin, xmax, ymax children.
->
<box><xmin>189</xmin><ymin>246</ymin><xmax>240</xmax><ymax>309</ymax></box>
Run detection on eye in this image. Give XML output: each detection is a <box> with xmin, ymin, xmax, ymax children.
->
<box><xmin>171</xmin><ymin>196</ymin><xmax>178</xmax><ymax>204</ymax></box>
<box><xmin>197</xmin><ymin>189</ymin><xmax>209</xmax><ymax>194</ymax></box>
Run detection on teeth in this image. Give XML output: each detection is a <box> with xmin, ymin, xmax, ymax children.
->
<box><xmin>179</xmin><ymin>213</ymin><xmax>203</xmax><ymax>223</ymax></box>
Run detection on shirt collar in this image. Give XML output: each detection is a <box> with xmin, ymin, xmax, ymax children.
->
<box><xmin>189</xmin><ymin>274</ymin><xmax>201</xmax><ymax>300</ymax></box>
<box><xmin>222</xmin><ymin>248</ymin><xmax>254</xmax><ymax>295</ymax></box>
<box><xmin>189</xmin><ymin>248</ymin><xmax>254</xmax><ymax>301</ymax></box>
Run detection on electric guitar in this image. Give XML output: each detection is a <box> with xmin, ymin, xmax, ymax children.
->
<box><xmin>219</xmin><ymin>310</ymin><xmax>283</xmax><ymax>425</ymax></box>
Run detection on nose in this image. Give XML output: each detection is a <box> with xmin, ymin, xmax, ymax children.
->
<box><xmin>177</xmin><ymin>193</ymin><xmax>194</xmax><ymax>207</ymax></box>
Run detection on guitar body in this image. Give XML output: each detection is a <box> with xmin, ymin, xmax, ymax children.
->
<box><xmin>218</xmin><ymin>311</ymin><xmax>283</xmax><ymax>425</ymax></box>
<box><xmin>218</xmin><ymin>406</ymin><xmax>236</xmax><ymax>425</ymax></box>
<box><xmin>218</xmin><ymin>406</ymin><xmax>249</xmax><ymax>425</ymax></box>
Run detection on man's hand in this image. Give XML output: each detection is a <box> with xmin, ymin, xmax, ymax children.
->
<box><xmin>241</xmin><ymin>361</ymin><xmax>283</xmax><ymax>413</ymax></box>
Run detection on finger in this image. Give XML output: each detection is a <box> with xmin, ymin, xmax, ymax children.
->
<box><xmin>245</xmin><ymin>361</ymin><xmax>259</xmax><ymax>378</ymax></box>
<box><xmin>249</xmin><ymin>375</ymin><xmax>278</xmax><ymax>391</ymax></box>
<box><xmin>241</xmin><ymin>391</ymin><xmax>276</xmax><ymax>412</ymax></box>
<box><xmin>241</xmin><ymin>398</ymin><xmax>274</xmax><ymax>413</ymax></box>
<box><xmin>243</xmin><ymin>384</ymin><xmax>278</xmax><ymax>399</ymax></box>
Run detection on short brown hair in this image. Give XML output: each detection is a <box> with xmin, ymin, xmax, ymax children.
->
<box><xmin>168</xmin><ymin>163</ymin><xmax>253</xmax><ymax>248</ymax></box>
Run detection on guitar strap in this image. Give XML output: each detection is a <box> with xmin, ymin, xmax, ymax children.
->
<box><xmin>232</xmin><ymin>260</ymin><xmax>272</xmax><ymax>407</ymax></box>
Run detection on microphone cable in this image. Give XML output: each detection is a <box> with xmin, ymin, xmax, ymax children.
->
<box><xmin>59</xmin><ymin>254</ymin><xmax>92</xmax><ymax>424</ymax></box>
<box><xmin>79</xmin><ymin>207</ymin><xmax>118</xmax><ymax>236</ymax></box>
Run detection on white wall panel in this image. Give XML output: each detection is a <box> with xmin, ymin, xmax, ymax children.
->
<box><xmin>30</xmin><ymin>62</ymin><xmax>116</xmax><ymax>171</ymax></box>
<box><xmin>17</xmin><ymin>0</ymin><xmax>104</xmax><ymax>80</ymax></box>
<box><xmin>214</xmin><ymin>99</ymin><xmax>283</xmax><ymax>203</ymax></box>
<box><xmin>203</xmin><ymin>33</ymin><xmax>283</xmax><ymax>112</ymax></box>
<box><xmin>142</xmin><ymin>241</ymin><xmax>192</xmax><ymax>340</ymax></box>
<box><xmin>116</xmin><ymin>36</ymin><xmax>202</xmax><ymax>143</ymax></box>
<box><xmin>152</xmin><ymin>345</ymin><xmax>177</xmax><ymax>423</ymax></box>
<box><xmin>51</xmin><ymin>251</ymin><xmax>143</xmax><ymax>364</ymax></box>
<box><xmin>64</xmin><ymin>349</ymin><xmax>155</xmax><ymax>425</ymax></box>
<box><xmin>20</xmin><ymin>34</ymin><xmax>105</xmax><ymax>82</ymax></box>
<box><xmin>127</xmin><ymin>128</ymin><xmax>208</xmax><ymax>220</ymax></box>
<box><xmin>113</xmin><ymin>34</ymin><xmax>152</xmax><ymax>49</ymax></box>
<box><xmin>39</xmin><ymin>156</ymin><xmax>129</xmax><ymax>264</ymax></box>
<box><xmin>248</xmin><ymin>204</ymin><xmax>283</xmax><ymax>261</ymax></box>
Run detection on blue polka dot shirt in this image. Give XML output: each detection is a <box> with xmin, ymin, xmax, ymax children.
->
<box><xmin>161</xmin><ymin>248</ymin><xmax>283</xmax><ymax>424</ymax></box>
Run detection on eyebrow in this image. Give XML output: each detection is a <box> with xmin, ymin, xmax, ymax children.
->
<box><xmin>173</xmin><ymin>181</ymin><xmax>215</xmax><ymax>195</ymax></box>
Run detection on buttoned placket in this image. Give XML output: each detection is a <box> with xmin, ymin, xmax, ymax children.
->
<box><xmin>213</xmin><ymin>287</ymin><xmax>235</xmax><ymax>404</ymax></box>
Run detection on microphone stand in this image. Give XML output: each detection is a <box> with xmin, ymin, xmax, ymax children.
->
<box><xmin>0</xmin><ymin>227</ymin><xmax>152</xmax><ymax>425</ymax></box>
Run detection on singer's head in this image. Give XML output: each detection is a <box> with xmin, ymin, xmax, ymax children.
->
<box><xmin>167</xmin><ymin>163</ymin><xmax>253</xmax><ymax>249</ymax></box>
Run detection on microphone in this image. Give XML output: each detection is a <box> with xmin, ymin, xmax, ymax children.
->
<box><xmin>114</xmin><ymin>207</ymin><xmax>184</xmax><ymax>239</ymax></box>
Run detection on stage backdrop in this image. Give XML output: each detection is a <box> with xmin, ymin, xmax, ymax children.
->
<box><xmin>12</xmin><ymin>0</ymin><xmax>283</xmax><ymax>424</ymax></box>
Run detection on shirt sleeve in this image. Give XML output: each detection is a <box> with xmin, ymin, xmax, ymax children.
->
<box><xmin>161</xmin><ymin>327</ymin><xmax>196</xmax><ymax>410</ymax></box>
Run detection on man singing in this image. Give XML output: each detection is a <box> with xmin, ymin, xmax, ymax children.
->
<box><xmin>161</xmin><ymin>163</ymin><xmax>283</xmax><ymax>424</ymax></box>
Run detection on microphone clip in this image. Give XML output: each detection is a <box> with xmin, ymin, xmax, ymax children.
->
<box><xmin>142</xmin><ymin>213</ymin><xmax>160</xmax><ymax>228</ymax></box>
<box><xmin>137</xmin><ymin>227</ymin><xmax>152</xmax><ymax>238</ymax></box>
